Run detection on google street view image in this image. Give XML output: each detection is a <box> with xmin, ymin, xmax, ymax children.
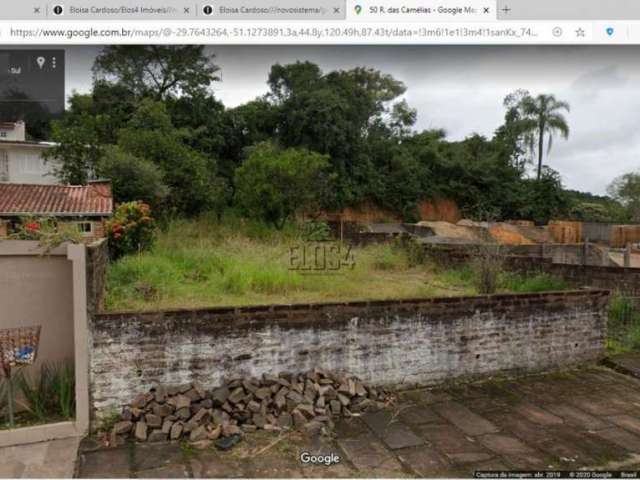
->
<box><xmin>2</xmin><ymin>40</ymin><xmax>640</xmax><ymax>480</ymax></box>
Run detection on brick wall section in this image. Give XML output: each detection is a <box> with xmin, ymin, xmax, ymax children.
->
<box><xmin>422</xmin><ymin>243</ymin><xmax>638</xmax><ymax>295</ymax></box>
<box><xmin>347</xmin><ymin>231</ymin><xmax>408</xmax><ymax>246</ymax></box>
<box><xmin>547</xmin><ymin>264</ymin><xmax>640</xmax><ymax>297</ymax></box>
<box><xmin>422</xmin><ymin>243</ymin><xmax>606</xmax><ymax>266</ymax></box>
<box><xmin>89</xmin><ymin>290</ymin><xmax>609</xmax><ymax>418</ymax></box>
<box><xmin>503</xmin><ymin>256</ymin><xmax>640</xmax><ymax>297</ymax></box>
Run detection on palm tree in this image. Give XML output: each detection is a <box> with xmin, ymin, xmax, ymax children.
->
<box><xmin>518</xmin><ymin>94</ymin><xmax>570</xmax><ymax>181</ymax></box>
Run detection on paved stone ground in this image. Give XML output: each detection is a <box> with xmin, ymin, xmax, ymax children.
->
<box><xmin>0</xmin><ymin>436</ymin><xmax>81</xmax><ymax>478</ymax></box>
<box><xmin>606</xmin><ymin>352</ymin><xmax>640</xmax><ymax>380</ymax></box>
<box><xmin>77</xmin><ymin>365</ymin><xmax>640</xmax><ymax>478</ymax></box>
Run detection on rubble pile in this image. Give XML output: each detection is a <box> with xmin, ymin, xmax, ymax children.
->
<box><xmin>110</xmin><ymin>369</ymin><xmax>393</xmax><ymax>445</ymax></box>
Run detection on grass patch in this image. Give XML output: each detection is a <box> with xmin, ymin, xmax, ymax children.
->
<box><xmin>1</xmin><ymin>360</ymin><xmax>75</xmax><ymax>429</ymax></box>
<box><xmin>607</xmin><ymin>295</ymin><xmax>640</xmax><ymax>353</ymax></box>
<box><xmin>96</xmin><ymin>408</ymin><xmax>121</xmax><ymax>435</ymax></box>
<box><xmin>105</xmin><ymin>216</ymin><xmax>573</xmax><ymax>312</ymax></box>
<box><xmin>500</xmin><ymin>272</ymin><xmax>570</xmax><ymax>293</ymax></box>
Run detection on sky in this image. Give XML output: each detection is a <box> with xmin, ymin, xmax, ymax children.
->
<box><xmin>62</xmin><ymin>45</ymin><xmax>640</xmax><ymax>196</ymax></box>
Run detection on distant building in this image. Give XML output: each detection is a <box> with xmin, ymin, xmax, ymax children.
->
<box><xmin>0</xmin><ymin>121</ymin><xmax>60</xmax><ymax>184</ymax></box>
<box><xmin>0</xmin><ymin>181</ymin><xmax>113</xmax><ymax>242</ymax></box>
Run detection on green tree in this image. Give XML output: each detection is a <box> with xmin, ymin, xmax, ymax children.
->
<box><xmin>43</xmin><ymin>114</ymin><xmax>102</xmax><ymax>185</ymax></box>
<box><xmin>511</xmin><ymin>92</ymin><xmax>570</xmax><ymax>181</ymax></box>
<box><xmin>117</xmin><ymin>100</ymin><xmax>229</xmax><ymax>217</ymax></box>
<box><xmin>570</xmin><ymin>203</ymin><xmax>613</xmax><ymax>223</ymax></box>
<box><xmin>436</xmin><ymin>134</ymin><xmax>522</xmax><ymax>220</ymax></box>
<box><xmin>516</xmin><ymin>167</ymin><xmax>569</xmax><ymax>223</ymax></box>
<box><xmin>97</xmin><ymin>146</ymin><xmax>169</xmax><ymax>209</ymax></box>
<box><xmin>496</xmin><ymin>89</ymin><xmax>534</xmax><ymax>174</ymax></box>
<box><xmin>220</xmin><ymin>99</ymin><xmax>278</xmax><ymax>182</ymax></box>
<box><xmin>565</xmin><ymin>189</ymin><xmax>627</xmax><ymax>223</ymax></box>
<box><xmin>608</xmin><ymin>172</ymin><xmax>640</xmax><ymax>222</ymax></box>
<box><xmin>266</xmin><ymin>62</ymin><xmax>413</xmax><ymax>208</ymax></box>
<box><xmin>234</xmin><ymin>142</ymin><xmax>331</xmax><ymax>228</ymax></box>
<box><xmin>166</xmin><ymin>93</ymin><xmax>226</xmax><ymax>160</ymax></box>
<box><xmin>93</xmin><ymin>46</ymin><xmax>220</xmax><ymax>100</ymax></box>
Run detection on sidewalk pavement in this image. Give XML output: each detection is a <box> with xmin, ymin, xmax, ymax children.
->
<box><xmin>77</xmin><ymin>363</ymin><xmax>640</xmax><ymax>478</ymax></box>
<box><xmin>0</xmin><ymin>436</ymin><xmax>81</xmax><ymax>478</ymax></box>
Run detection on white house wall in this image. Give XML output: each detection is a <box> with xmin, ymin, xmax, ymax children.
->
<box><xmin>0</xmin><ymin>146</ymin><xmax>60</xmax><ymax>185</ymax></box>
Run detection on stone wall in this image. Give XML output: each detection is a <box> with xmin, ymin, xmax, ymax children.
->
<box><xmin>422</xmin><ymin>242</ymin><xmax>613</xmax><ymax>267</ymax></box>
<box><xmin>90</xmin><ymin>290</ymin><xmax>609</xmax><ymax>418</ymax></box>
<box><xmin>547</xmin><ymin>264</ymin><xmax>640</xmax><ymax>297</ymax></box>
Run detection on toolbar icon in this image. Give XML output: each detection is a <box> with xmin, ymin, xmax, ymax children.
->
<box><xmin>606</xmin><ymin>27</ymin><xmax>615</xmax><ymax>36</ymax></box>
<box><xmin>354</xmin><ymin>5</ymin><xmax>362</xmax><ymax>15</ymax></box>
<box><xmin>36</xmin><ymin>56</ymin><xmax>46</xmax><ymax>69</ymax></box>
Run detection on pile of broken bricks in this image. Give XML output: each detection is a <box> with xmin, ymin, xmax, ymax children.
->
<box><xmin>110</xmin><ymin>369</ymin><xmax>394</xmax><ymax>448</ymax></box>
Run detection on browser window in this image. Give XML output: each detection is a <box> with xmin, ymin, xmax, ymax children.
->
<box><xmin>2</xmin><ymin>2</ymin><xmax>640</xmax><ymax>480</ymax></box>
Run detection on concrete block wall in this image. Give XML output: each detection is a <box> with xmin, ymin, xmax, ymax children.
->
<box><xmin>89</xmin><ymin>290</ymin><xmax>609</xmax><ymax>418</ymax></box>
<box><xmin>547</xmin><ymin>264</ymin><xmax>640</xmax><ymax>297</ymax></box>
<box><xmin>503</xmin><ymin>256</ymin><xmax>640</xmax><ymax>297</ymax></box>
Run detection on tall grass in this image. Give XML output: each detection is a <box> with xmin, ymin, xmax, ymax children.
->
<box><xmin>105</xmin><ymin>216</ymin><xmax>572</xmax><ymax>311</ymax></box>
<box><xmin>15</xmin><ymin>367</ymin><xmax>53</xmax><ymax>421</ymax></box>
<box><xmin>434</xmin><ymin>267</ymin><xmax>567</xmax><ymax>295</ymax></box>
<box><xmin>608</xmin><ymin>296</ymin><xmax>640</xmax><ymax>353</ymax></box>
<box><xmin>107</xmin><ymin>215</ymin><xmax>310</xmax><ymax>309</ymax></box>
<box><xmin>11</xmin><ymin>360</ymin><xmax>75</xmax><ymax>424</ymax></box>
<box><xmin>500</xmin><ymin>272</ymin><xmax>569</xmax><ymax>293</ymax></box>
<box><xmin>106</xmin><ymin>215</ymin><xmax>445</xmax><ymax>310</ymax></box>
<box><xmin>54</xmin><ymin>361</ymin><xmax>75</xmax><ymax>419</ymax></box>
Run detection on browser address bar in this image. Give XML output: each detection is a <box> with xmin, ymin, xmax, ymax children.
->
<box><xmin>0</xmin><ymin>21</ymin><xmax>594</xmax><ymax>44</ymax></box>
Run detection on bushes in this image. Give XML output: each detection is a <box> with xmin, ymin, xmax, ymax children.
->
<box><xmin>97</xmin><ymin>146</ymin><xmax>169</xmax><ymax>210</ymax></box>
<box><xmin>501</xmin><ymin>272</ymin><xmax>568</xmax><ymax>293</ymax></box>
<box><xmin>234</xmin><ymin>142</ymin><xmax>331</xmax><ymax>229</ymax></box>
<box><xmin>105</xmin><ymin>202</ymin><xmax>156</xmax><ymax>259</ymax></box>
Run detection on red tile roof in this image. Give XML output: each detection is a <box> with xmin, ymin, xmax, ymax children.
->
<box><xmin>0</xmin><ymin>182</ymin><xmax>113</xmax><ymax>217</ymax></box>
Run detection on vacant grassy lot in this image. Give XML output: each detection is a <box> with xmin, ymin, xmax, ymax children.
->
<box><xmin>105</xmin><ymin>216</ymin><xmax>569</xmax><ymax>312</ymax></box>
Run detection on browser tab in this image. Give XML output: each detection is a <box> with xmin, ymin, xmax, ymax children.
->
<box><xmin>351</xmin><ymin>0</ymin><xmax>495</xmax><ymax>21</ymax></box>
<box><xmin>197</xmin><ymin>0</ymin><xmax>346</xmax><ymax>20</ymax></box>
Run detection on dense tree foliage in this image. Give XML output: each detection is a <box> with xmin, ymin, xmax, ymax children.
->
<box><xmin>116</xmin><ymin>100</ymin><xmax>229</xmax><ymax>217</ymax></box>
<box><xmin>97</xmin><ymin>146</ymin><xmax>169</xmax><ymax>210</ymax></box>
<box><xmin>235</xmin><ymin>142</ymin><xmax>331</xmax><ymax>228</ymax></box>
<box><xmin>608</xmin><ymin>172</ymin><xmax>640</xmax><ymax>222</ymax></box>
<box><xmin>565</xmin><ymin>190</ymin><xmax>629</xmax><ymax>224</ymax></box>
<box><xmin>43</xmin><ymin>110</ymin><xmax>103</xmax><ymax>185</ymax></box>
<box><xmin>44</xmin><ymin>47</ymin><xmax>625</xmax><ymax>224</ymax></box>
<box><xmin>93</xmin><ymin>46</ymin><xmax>220</xmax><ymax>100</ymax></box>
